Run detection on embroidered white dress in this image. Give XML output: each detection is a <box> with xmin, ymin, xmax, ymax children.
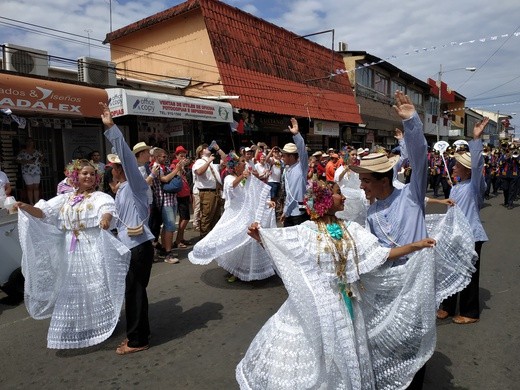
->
<box><xmin>236</xmin><ymin>206</ymin><xmax>476</xmax><ymax>390</ymax></box>
<box><xmin>18</xmin><ymin>191</ymin><xmax>130</xmax><ymax>349</ymax></box>
<box><xmin>188</xmin><ymin>175</ymin><xmax>276</xmax><ymax>281</ymax></box>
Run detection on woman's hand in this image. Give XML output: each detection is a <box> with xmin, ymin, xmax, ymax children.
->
<box><xmin>413</xmin><ymin>238</ymin><xmax>436</xmax><ymax>249</ymax></box>
<box><xmin>99</xmin><ymin>213</ymin><xmax>112</xmax><ymax>230</ymax></box>
<box><xmin>247</xmin><ymin>222</ymin><xmax>261</xmax><ymax>242</ymax></box>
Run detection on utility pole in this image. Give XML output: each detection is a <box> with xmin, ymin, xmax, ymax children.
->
<box><xmin>85</xmin><ymin>29</ymin><xmax>92</xmax><ymax>57</ymax></box>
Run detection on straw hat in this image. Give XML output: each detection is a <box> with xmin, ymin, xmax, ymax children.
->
<box><xmin>107</xmin><ymin>154</ymin><xmax>121</xmax><ymax>164</ymax></box>
<box><xmin>132</xmin><ymin>142</ymin><xmax>151</xmax><ymax>155</ymax></box>
<box><xmin>356</xmin><ymin>147</ymin><xmax>365</xmax><ymax>155</ymax></box>
<box><xmin>454</xmin><ymin>152</ymin><xmax>471</xmax><ymax>169</ymax></box>
<box><xmin>312</xmin><ymin>151</ymin><xmax>323</xmax><ymax>157</ymax></box>
<box><xmin>349</xmin><ymin>153</ymin><xmax>399</xmax><ymax>173</ymax></box>
<box><xmin>282</xmin><ymin>143</ymin><xmax>298</xmax><ymax>154</ymax></box>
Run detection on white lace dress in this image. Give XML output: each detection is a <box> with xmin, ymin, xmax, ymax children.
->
<box><xmin>335</xmin><ymin>170</ymin><xmax>368</xmax><ymax>227</ymax></box>
<box><xmin>18</xmin><ymin>192</ymin><xmax>131</xmax><ymax>349</ymax></box>
<box><xmin>236</xmin><ymin>206</ymin><xmax>476</xmax><ymax>389</ymax></box>
<box><xmin>188</xmin><ymin>175</ymin><xmax>276</xmax><ymax>281</ymax></box>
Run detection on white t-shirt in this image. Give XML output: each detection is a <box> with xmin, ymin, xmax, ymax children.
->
<box><xmin>192</xmin><ymin>157</ymin><xmax>222</xmax><ymax>189</ymax></box>
<box><xmin>255</xmin><ymin>162</ymin><xmax>269</xmax><ymax>180</ymax></box>
<box><xmin>268</xmin><ymin>159</ymin><xmax>282</xmax><ymax>183</ymax></box>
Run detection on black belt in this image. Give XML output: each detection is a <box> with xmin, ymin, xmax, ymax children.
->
<box><xmin>198</xmin><ymin>188</ymin><xmax>217</xmax><ymax>192</ymax></box>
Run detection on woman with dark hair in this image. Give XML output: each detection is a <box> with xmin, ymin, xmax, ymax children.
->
<box><xmin>189</xmin><ymin>153</ymin><xmax>277</xmax><ymax>283</ymax></box>
<box><xmin>15</xmin><ymin>159</ymin><xmax>130</xmax><ymax>349</ymax></box>
<box><xmin>237</xmin><ymin>179</ymin><xmax>476</xmax><ymax>389</ymax></box>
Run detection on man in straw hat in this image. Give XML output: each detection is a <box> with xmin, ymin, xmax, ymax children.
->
<box><xmin>280</xmin><ymin>117</ymin><xmax>309</xmax><ymax>226</ymax></box>
<box><xmin>350</xmin><ymin>90</ymin><xmax>429</xmax><ymax>389</ymax></box>
<box><xmin>100</xmin><ymin>103</ymin><xmax>155</xmax><ymax>355</ymax></box>
<box><xmin>437</xmin><ymin>117</ymin><xmax>489</xmax><ymax>324</ymax></box>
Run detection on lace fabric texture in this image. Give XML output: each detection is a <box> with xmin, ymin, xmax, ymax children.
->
<box><xmin>237</xmin><ymin>207</ymin><xmax>476</xmax><ymax>390</ymax></box>
<box><xmin>18</xmin><ymin>192</ymin><xmax>130</xmax><ymax>349</ymax></box>
<box><xmin>188</xmin><ymin>176</ymin><xmax>276</xmax><ymax>281</ymax></box>
<box><xmin>237</xmin><ymin>221</ymin><xmax>389</xmax><ymax>390</ymax></box>
<box><xmin>335</xmin><ymin>171</ymin><xmax>368</xmax><ymax>227</ymax></box>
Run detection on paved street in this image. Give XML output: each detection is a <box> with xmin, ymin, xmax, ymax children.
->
<box><xmin>1</xmin><ymin>192</ymin><xmax>519</xmax><ymax>389</ymax></box>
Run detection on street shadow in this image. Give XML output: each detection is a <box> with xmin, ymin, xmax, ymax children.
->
<box><xmin>479</xmin><ymin>287</ymin><xmax>491</xmax><ymax>315</ymax></box>
<box><xmin>423</xmin><ymin>351</ymin><xmax>469</xmax><ymax>390</ymax></box>
<box><xmin>148</xmin><ymin>298</ymin><xmax>224</xmax><ymax>347</ymax></box>
<box><xmin>200</xmin><ymin>267</ymin><xmax>283</xmax><ymax>290</ymax></box>
<box><xmin>55</xmin><ymin>297</ymin><xmax>224</xmax><ymax>356</ymax></box>
<box><xmin>0</xmin><ymin>293</ymin><xmax>24</xmax><ymax>315</ymax></box>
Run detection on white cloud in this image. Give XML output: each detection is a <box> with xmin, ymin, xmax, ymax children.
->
<box><xmin>1</xmin><ymin>0</ymin><xmax>519</xmax><ymax>129</ymax></box>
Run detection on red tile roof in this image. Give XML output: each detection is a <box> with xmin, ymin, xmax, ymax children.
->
<box><xmin>105</xmin><ymin>0</ymin><xmax>361</xmax><ymax>123</ymax></box>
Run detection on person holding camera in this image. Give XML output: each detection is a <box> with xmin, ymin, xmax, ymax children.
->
<box><xmin>151</xmin><ymin>148</ymin><xmax>185</xmax><ymax>264</ymax></box>
<box><xmin>265</xmin><ymin>146</ymin><xmax>283</xmax><ymax>202</ymax></box>
<box><xmin>170</xmin><ymin>146</ymin><xmax>192</xmax><ymax>249</ymax></box>
<box><xmin>192</xmin><ymin>142</ymin><xmax>227</xmax><ymax>236</ymax></box>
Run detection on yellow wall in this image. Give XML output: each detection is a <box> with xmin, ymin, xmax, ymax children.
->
<box><xmin>109</xmin><ymin>10</ymin><xmax>225</xmax><ymax>98</ymax></box>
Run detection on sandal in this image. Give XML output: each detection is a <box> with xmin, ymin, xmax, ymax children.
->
<box><xmin>180</xmin><ymin>239</ymin><xmax>192</xmax><ymax>246</ymax></box>
<box><xmin>116</xmin><ymin>341</ymin><xmax>149</xmax><ymax>355</ymax></box>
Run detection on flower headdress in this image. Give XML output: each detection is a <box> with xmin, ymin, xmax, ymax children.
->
<box><xmin>65</xmin><ymin>159</ymin><xmax>101</xmax><ymax>188</ymax></box>
<box><xmin>303</xmin><ymin>180</ymin><xmax>334</xmax><ymax>220</ymax></box>
<box><xmin>225</xmin><ymin>150</ymin><xmax>240</xmax><ymax>169</ymax></box>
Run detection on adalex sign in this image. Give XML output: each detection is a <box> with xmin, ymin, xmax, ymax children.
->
<box><xmin>0</xmin><ymin>73</ymin><xmax>107</xmax><ymax>118</ymax></box>
<box><xmin>106</xmin><ymin>88</ymin><xmax>233</xmax><ymax>123</ymax></box>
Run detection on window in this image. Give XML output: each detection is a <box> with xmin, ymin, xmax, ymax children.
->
<box><xmin>374</xmin><ymin>73</ymin><xmax>389</xmax><ymax>95</ymax></box>
<box><xmin>356</xmin><ymin>67</ymin><xmax>373</xmax><ymax>88</ymax></box>
<box><xmin>407</xmin><ymin>88</ymin><xmax>423</xmax><ymax>106</ymax></box>
<box><xmin>390</xmin><ymin>80</ymin><xmax>405</xmax><ymax>96</ymax></box>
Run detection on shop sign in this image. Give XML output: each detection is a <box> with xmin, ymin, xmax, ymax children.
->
<box><xmin>0</xmin><ymin>73</ymin><xmax>107</xmax><ymax>117</ymax></box>
<box><xmin>313</xmin><ymin>121</ymin><xmax>339</xmax><ymax>137</ymax></box>
<box><xmin>106</xmin><ymin>88</ymin><xmax>233</xmax><ymax>123</ymax></box>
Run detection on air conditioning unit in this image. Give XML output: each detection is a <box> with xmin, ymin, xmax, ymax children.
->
<box><xmin>338</xmin><ymin>41</ymin><xmax>348</xmax><ymax>52</ymax></box>
<box><xmin>78</xmin><ymin>56</ymin><xmax>117</xmax><ymax>86</ymax></box>
<box><xmin>2</xmin><ymin>43</ymin><xmax>49</xmax><ymax>76</ymax></box>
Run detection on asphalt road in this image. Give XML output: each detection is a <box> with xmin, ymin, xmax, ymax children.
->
<box><xmin>1</xmin><ymin>191</ymin><xmax>519</xmax><ymax>389</ymax></box>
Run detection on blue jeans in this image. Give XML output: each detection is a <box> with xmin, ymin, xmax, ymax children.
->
<box><xmin>161</xmin><ymin>204</ymin><xmax>177</xmax><ymax>232</ymax></box>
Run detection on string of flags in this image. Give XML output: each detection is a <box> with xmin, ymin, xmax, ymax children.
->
<box><xmin>333</xmin><ymin>31</ymin><xmax>520</xmax><ymax>78</ymax></box>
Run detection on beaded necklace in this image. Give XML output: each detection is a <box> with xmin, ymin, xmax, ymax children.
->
<box><xmin>316</xmin><ymin>217</ymin><xmax>360</xmax><ymax>319</ymax></box>
<box><xmin>63</xmin><ymin>191</ymin><xmax>93</xmax><ymax>252</ymax></box>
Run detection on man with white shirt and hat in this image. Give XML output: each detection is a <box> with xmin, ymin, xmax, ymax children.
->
<box><xmin>280</xmin><ymin>117</ymin><xmax>309</xmax><ymax>227</ymax></box>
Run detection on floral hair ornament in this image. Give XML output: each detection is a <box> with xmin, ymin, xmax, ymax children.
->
<box><xmin>66</xmin><ymin>159</ymin><xmax>101</xmax><ymax>188</ymax></box>
<box><xmin>225</xmin><ymin>150</ymin><xmax>240</xmax><ymax>169</ymax></box>
<box><xmin>303</xmin><ymin>180</ymin><xmax>334</xmax><ymax>220</ymax></box>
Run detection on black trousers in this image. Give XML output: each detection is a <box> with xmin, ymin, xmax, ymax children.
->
<box><xmin>500</xmin><ymin>177</ymin><xmax>516</xmax><ymax>207</ymax></box>
<box><xmin>126</xmin><ymin>240</ymin><xmax>154</xmax><ymax>347</ymax></box>
<box><xmin>283</xmin><ymin>213</ymin><xmax>309</xmax><ymax>227</ymax></box>
<box><xmin>441</xmin><ymin>241</ymin><xmax>483</xmax><ymax>318</ymax></box>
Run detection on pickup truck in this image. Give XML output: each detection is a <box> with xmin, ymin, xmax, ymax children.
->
<box><xmin>0</xmin><ymin>210</ymin><xmax>24</xmax><ymax>300</ymax></box>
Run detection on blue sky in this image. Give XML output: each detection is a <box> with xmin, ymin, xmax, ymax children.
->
<box><xmin>1</xmin><ymin>0</ymin><xmax>519</xmax><ymax>133</ymax></box>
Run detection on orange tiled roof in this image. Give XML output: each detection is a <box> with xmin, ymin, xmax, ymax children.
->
<box><xmin>105</xmin><ymin>0</ymin><xmax>361</xmax><ymax>123</ymax></box>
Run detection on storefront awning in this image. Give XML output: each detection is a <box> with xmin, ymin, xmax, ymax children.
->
<box><xmin>0</xmin><ymin>73</ymin><xmax>107</xmax><ymax>118</ymax></box>
<box><xmin>106</xmin><ymin>88</ymin><xmax>233</xmax><ymax>123</ymax></box>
